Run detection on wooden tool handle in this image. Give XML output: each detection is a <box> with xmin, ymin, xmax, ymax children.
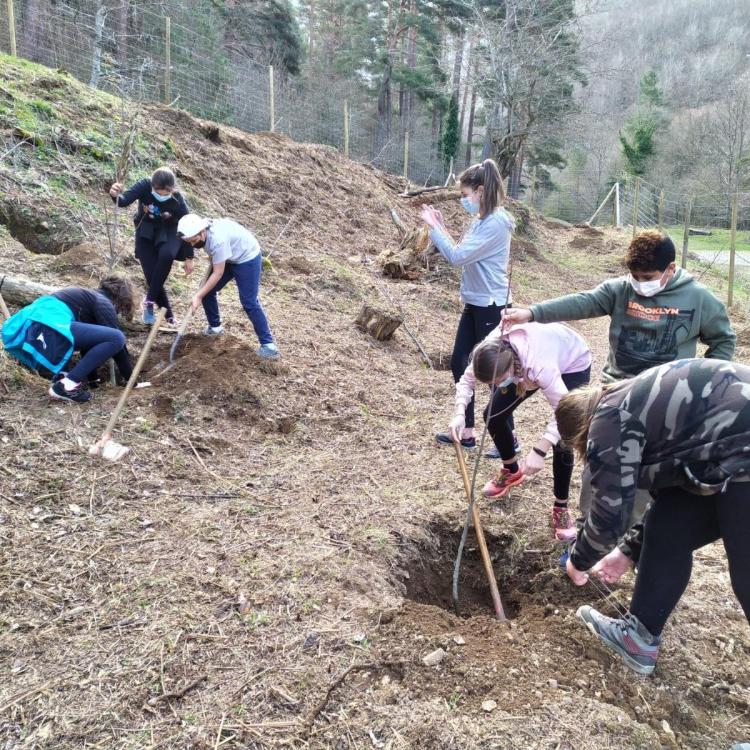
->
<box><xmin>100</xmin><ymin>307</ymin><xmax>167</xmax><ymax>439</ymax></box>
<box><xmin>453</xmin><ymin>440</ymin><xmax>508</xmax><ymax>623</ymax></box>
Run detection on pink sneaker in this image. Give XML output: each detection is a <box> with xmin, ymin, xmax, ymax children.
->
<box><xmin>482</xmin><ymin>467</ymin><xmax>524</xmax><ymax>498</ymax></box>
<box><xmin>552</xmin><ymin>505</ymin><xmax>577</xmax><ymax>541</ymax></box>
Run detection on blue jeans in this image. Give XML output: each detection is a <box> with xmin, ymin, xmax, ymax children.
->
<box><xmin>67</xmin><ymin>322</ymin><xmax>127</xmax><ymax>382</ymax></box>
<box><xmin>201</xmin><ymin>254</ymin><xmax>274</xmax><ymax>345</ymax></box>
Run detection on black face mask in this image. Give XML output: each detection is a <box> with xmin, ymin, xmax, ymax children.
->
<box><xmin>192</xmin><ymin>239</ymin><xmax>206</xmax><ymax>249</ymax></box>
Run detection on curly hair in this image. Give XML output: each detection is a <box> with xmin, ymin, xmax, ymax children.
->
<box><xmin>98</xmin><ymin>276</ymin><xmax>136</xmax><ymax>320</ymax></box>
<box><xmin>626</xmin><ymin>230</ymin><xmax>676</xmax><ymax>273</ymax></box>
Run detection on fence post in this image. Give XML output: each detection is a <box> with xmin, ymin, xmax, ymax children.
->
<box><xmin>658</xmin><ymin>189</ymin><xmax>664</xmax><ymax>231</ymax></box>
<box><xmin>269</xmin><ymin>65</ymin><xmax>275</xmax><ymax>132</ymax></box>
<box><xmin>614</xmin><ymin>182</ymin><xmax>620</xmax><ymax>227</ymax></box>
<box><xmin>403</xmin><ymin>130</ymin><xmax>409</xmax><ymax>181</ymax></box>
<box><xmin>631</xmin><ymin>177</ymin><xmax>641</xmax><ymax>238</ymax></box>
<box><xmin>728</xmin><ymin>195</ymin><xmax>738</xmax><ymax>307</ymax></box>
<box><xmin>343</xmin><ymin>100</ymin><xmax>349</xmax><ymax>159</ymax></box>
<box><xmin>681</xmin><ymin>197</ymin><xmax>692</xmax><ymax>269</ymax></box>
<box><xmin>164</xmin><ymin>17</ymin><xmax>171</xmax><ymax>104</ymax></box>
<box><xmin>6</xmin><ymin>0</ymin><xmax>17</xmax><ymax>57</ymax></box>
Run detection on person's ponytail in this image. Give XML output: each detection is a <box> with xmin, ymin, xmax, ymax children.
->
<box><xmin>480</xmin><ymin>158</ymin><xmax>503</xmax><ymax>217</ymax></box>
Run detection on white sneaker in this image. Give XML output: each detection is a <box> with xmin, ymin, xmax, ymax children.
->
<box><xmin>203</xmin><ymin>325</ymin><xmax>225</xmax><ymax>336</ymax></box>
<box><xmin>257</xmin><ymin>343</ymin><xmax>280</xmax><ymax>359</ymax></box>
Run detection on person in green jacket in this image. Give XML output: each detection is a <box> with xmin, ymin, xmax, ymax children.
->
<box><xmin>503</xmin><ymin>230</ymin><xmax>736</xmax><ymax>558</ymax></box>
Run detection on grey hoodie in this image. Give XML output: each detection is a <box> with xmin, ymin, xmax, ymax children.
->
<box><xmin>530</xmin><ymin>269</ymin><xmax>735</xmax><ymax>382</ymax></box>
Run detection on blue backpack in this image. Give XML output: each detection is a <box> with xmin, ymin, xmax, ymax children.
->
<box><xmin>1</xmin><ymin>296</ymin><xmax>75</xmax><ymax>376</ymax></box>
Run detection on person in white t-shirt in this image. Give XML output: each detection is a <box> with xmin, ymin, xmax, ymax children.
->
<box><xmin>177</xmin><ymin>214</ymin><xmax>279</xmax><ymax>359</ymax></box>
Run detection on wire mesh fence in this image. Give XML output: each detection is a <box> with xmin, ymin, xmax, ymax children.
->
<box><xmin>0</xmin><ymin>0</ymin><xmax>454</xmax><ymax>185</ymax></box>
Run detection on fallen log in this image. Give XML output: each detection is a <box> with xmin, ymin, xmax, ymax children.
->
<box><xmin>689</xmin><ymin>228</ymin><xmax>713</xmax><ymax>237</ymax></box>
<box><xmin>355</xmin><ymin>304</ymin><xmax>403</xmax><ymax>341</ymax></box>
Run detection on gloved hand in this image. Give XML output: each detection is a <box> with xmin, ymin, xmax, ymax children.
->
<box><xmin>449</xmin><ymin>412</ymin><xmax>465</xmax><ymax>442</ymax></box>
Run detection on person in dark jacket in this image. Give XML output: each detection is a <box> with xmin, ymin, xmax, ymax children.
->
<box><xmin>49</xmin><ymin>277</ymin><xmax>136</xmax><ymax>403</ymax></box>
<box><xmin>556</xmin><ymin>358</ymin><xmax>750</xmax><ymax>675</ymax></box>
<box><xmin>109</xmin><ymin>167</ymin><xmax>193</xmax><ymax>325</ymax></box>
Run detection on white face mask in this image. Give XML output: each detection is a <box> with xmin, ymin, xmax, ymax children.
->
<box><xmin>629</xmin><ymin>271</ymin><xmax>667</xmax><ymax>297</ymax></box>
<box><xmin>495</xmin><ymin>371</ymin><xmax>518</xmax><ymax>388</ymax></box>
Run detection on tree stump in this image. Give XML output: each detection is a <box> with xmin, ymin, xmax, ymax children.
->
<box><xmin>355</xmin><ymin>304</ymin><xmax>403</xmax><ymax>341</ymax></box>
<box><xmin>378</xmin><ymin>225</ymin><xmax>431</xmax><ymax>280</ymax></box>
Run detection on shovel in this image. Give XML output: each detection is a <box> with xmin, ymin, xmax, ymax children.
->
<box><xmin>453</xmin><ymin>440</ymin><xmax>508</xmax><ymax>622</ymax></box>
<box><xmin>89</xmin><ymin>307</ymin><xmax>166</xmax><ymax>461</ymax></box>
<box><xmin>155</xmin><ymin>265</ymin><xmax>212</xmax><ymax>378</ymax></box>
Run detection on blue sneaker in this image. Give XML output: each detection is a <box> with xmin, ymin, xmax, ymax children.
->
<box><xmin>576</xmin><ymin>606</ymin><xmax>660</xmax><ymax>676</ymax></box>
<box><xmin>558</xmin><ymin>545</ymin><xmax>570</xmax><ymax>568</ymax></box>
<box><xmin>257</xmin><ymin>343</ymin><xmax>280</xmax><ymax>359</ymax></box>
<box><xmin>142</xmin><ymin>300</ymin><xmax>156</xmax><ymax>325</ymax></box>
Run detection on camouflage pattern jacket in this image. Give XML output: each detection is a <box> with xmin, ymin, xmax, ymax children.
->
<box><xmin>570</xmin><ymin>358</ymin><xmax>750</xmax><ymax>571</ymax></box>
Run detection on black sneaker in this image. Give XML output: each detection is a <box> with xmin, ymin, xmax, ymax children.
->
<box><xmin>48</xmin><ymin>380</ymin><xmax>91</xmax><ymax>403</ymax></box>
<box><xmin>435</xmin><ymin>432</ymin><xmax>476</xmax><ymax>449</ymax></box>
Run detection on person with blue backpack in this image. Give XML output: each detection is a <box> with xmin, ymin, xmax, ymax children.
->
<box><xmin>109</xmin><ymin>167</ymin><xmax>193</xmax><ymax>325</ymax></box>
<box><xmin>1</xmin><ymin>277</ymin><xmax>136</xmax><ymax>403</ymax></box>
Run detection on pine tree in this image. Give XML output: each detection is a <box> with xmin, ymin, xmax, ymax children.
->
<box><xmin>440</xmin><ymin>94</ymin><xmax>459</xmax><ymax>166</ymax></box>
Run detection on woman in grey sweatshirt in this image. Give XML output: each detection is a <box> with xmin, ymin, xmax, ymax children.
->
<box><xmin>421</xmin><ymin>159</ymin><xmax>515</xmax><ymax>450</ymax></box>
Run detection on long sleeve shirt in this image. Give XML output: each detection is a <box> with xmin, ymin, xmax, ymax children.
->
<box><xmin>570</xmin><ymin>358</ymin><xmax>750</xmax><ymax>571</ymax></box>
<box><xmin>429</xmin><ymin>209</ymin><xmax>514</xmax><ymax>306</ymax></box>
<box><xmin>529</xmin><ymin>270</ymin><xmax>735</xmax><ymax>383</ymax></box>
<box><xmin>455</xmin><ymin>322</ymin><xmax>591</xmax><ymax>444</ymax></box>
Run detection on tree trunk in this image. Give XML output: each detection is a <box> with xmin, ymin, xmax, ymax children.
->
<box><xmin>89</xmin><ymin>2</ymin><xmax>107</xmax><ymax>89</ymax></box>
<box><xmin>465</xmin><ymin>81</ymin><xmax>478</xmax><ymax>167</ymax></box>
<box><xmin>458</xmin><ymin>41</ymin><xmax>472</xmax><ymax>140</ymax></box>
<box><xmin>0</xmin><ymin>276</ymin><xmax>56</xmax><ymax>308</ymax></box>
<box><xmin>451</xmin><ymin>27</ymin><xmax>464</xmax><ymax>99</ymax></box>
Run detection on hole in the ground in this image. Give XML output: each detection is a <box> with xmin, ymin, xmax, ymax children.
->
<box><xmin>396</xmin><ymin>519</ymin><xmax>610</xmax><ymax>619</ymax></box>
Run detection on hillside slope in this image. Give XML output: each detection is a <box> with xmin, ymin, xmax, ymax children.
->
<box><xmin>1</xmin><ymin>56</ymin><xmax>749</xmax><ymax>750</ymax></box>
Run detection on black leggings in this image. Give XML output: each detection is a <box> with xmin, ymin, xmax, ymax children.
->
<box><xmin>67</xmin><ymin>322</ymin><xmax>128</xmax><ymax>382</ymax></box>
<box><xmin>451</xmin><ymin>303</ymin><xmax>506</xmax><ymax>428</ymax></box>
<box><xmin>630</xmin><ymin>483</ymin><xmax>750</xmax><ymax>636</ymax></box>
<box><xmin>483</xmin><ymin>366</ymin><xmax>591</xmax><ymax>500</ymax></box>
<box><xmin>136</xmin><ymin>234</ymin><xmax>184</xmax><ymax>316</ymax></box>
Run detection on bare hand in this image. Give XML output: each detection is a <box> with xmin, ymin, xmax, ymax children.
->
<box><xmin>420</xmin><ymin>205</ymin><xmax>441</xmax><ymax>229</ymax></box>
<box><xmin>566</xmin><ymin>557</ymin><xmax>588</xmax><ymax>586</ymax></box>
<box><xmin>109</xmin><ymin>182</ymin><xmax>123</xmax><ymax>198</ymax></box>
<box><xmin>449</xmin><ymin>413</ymin><xmax>465</xmax><ymax>442</ymax></box>
<box><xmin>521</xmin><ymin>449</ymin><xmax>545</xmax><ymax>476</ymax></box>
<box><xmin>184</xmin><ymin>258</ymin><xmax>195</xmax><ymax>276</ymax></box>
<box><xmin>502</xmin><ymin>307</ymin><xmax>533</xmax><ymax>325</ymax></box>
<box><xmin>190</xmin><ymin>293</ymin><xmax>202</xmax><ymax>313</ymax></box>
<box><xmin>590</xmin><ymin>547</ymin><xmax>634</xmax><ymax>585</ymax></box>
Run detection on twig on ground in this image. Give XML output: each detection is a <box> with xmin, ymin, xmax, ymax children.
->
<box><xmin>147</xmin><ymin>674</ymin><xmax>208</xmax><ymax>706</ymax></box>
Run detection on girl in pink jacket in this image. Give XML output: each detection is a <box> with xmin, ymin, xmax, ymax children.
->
<box><xmin>450</xmin><ymin>321</ymin><xmax>591</xmax><ymax>538</ymax></box>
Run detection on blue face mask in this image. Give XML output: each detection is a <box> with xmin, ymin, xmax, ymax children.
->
<box><xmin>460</xmin><ymin>195</ymin><xmax>480</xmax><ymax>215</ymax></box>
<box><xmin>151</xmin><ymin>190</ymin><xmax>172</xmax><ymax>203</ymax></box>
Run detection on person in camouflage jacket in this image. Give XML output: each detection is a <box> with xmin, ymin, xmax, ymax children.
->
<box><xmin>554</xmin><ymin>358</ymin><xmax>750</xmax><ymax>674</ymax></box>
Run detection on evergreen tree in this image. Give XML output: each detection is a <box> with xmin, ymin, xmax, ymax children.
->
<box><xmin>619</xmin><ymin>70</ymin><xmax>666</xmax><ymax>175</ymax></box>
<box><xmin>440</xmin><ymin>94</ymin><xmax>459</xmax><ymax>166</ymax></box>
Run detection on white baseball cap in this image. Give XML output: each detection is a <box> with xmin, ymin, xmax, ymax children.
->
<box><xmin>177</xmin><ymin>214</ymin><xmax>210</xmax><ymax>239</ymax></box>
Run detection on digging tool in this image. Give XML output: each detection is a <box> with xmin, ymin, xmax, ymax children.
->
<box><xmin>89</xmin><ymin>307</ymin><xmax>166</xmax><ymax>461</ymax></box>
<box><xmin>154</xmin><ymin>265</ymin><xmax>212</xmax><ymax>378</ymax></box>
<box><xmin>453</xmin><ymin>440</ymin><xmax>508</xmax><ymax>622</ymax></box>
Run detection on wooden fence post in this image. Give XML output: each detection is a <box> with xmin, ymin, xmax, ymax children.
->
<box><xmin>631</xmin><ymin>177</ymin><xmax>641</xmax><ymax>238</ymax></box>
<box><xmin>403</xmin><ymin>130</ymin><xmax>409</xmax><ymax>181</ymax></box>
<box><xmin>269</xmin><ymin>65</ymin><xmax>275</xmax><ymax>132</ymax></box>
<box><xmin>343</xmin><ymin>100</ymin><xmax>349</xmax><ymax>159</ymax></box>
<box><xmin>7</xmin><ymin>0</ymin><xmax>17</xmax><ymax>57</ymax></box>
<box><xmin>614</xmin><ymin>182</ymin><xmax>621</xmax><ymax>227</ymax></box>
<box><xmin>728</xmin><ymin>195</ymin><xmax>738</xmax><ymax>307</ymax></box>
<box><xmin>658</xmin><ymin>189</ymin><xmax>664</xmax><ymax>231</ymax></box>
<box><xmin>164</xmin><ymin>17</ymin><xmax>171</xmax><ymax>104</ymax></box>
<box><xmin>681</xmin><ymin>197</ymin><xmax>692</xmax><ymax>269</ymax></box>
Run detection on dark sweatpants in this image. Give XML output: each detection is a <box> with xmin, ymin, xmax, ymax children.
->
<box><xmin>67</xmin><ymin>322</ymin><xmax>129</xmax><ymax>382</ymax></box>
<box><xmin>630</xmin><ymin>483</ymin><xmax>750</xmax><ymax>636</ymax></box>
<box><xmin>483</xmin><ymin>366</ymin><xmax>591</xmax><ymax>500</ymax></box>
<box><xmin>136</xmin><ymin>234</ymin><xmax>184</xmax><ymax>317</ymax></box>
<box><xmin>451</xmin><ymin>303</ymin><xmax>506</xmax><ymax>428</ymax></box>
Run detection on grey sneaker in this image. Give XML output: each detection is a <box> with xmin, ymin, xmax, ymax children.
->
<box><xmin>576</xmin><ymin>606</ymin><xmax>660</xmax><ymax>676</ymax></box>
<box><xmin>257</xmin><ymin>343</ymin><xmax>280</xmax><ymax>359</ymax></box>
<box><xmin>203</xmin><ymin>325</ymin><xmax>225</xmax><ymax>336</ymax></box>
